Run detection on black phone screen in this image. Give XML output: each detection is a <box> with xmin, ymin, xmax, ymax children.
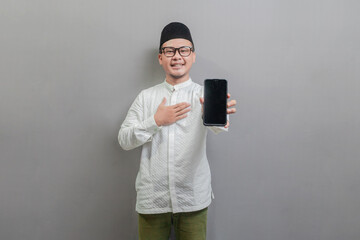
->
<box><xmin>203</xmin><ymin>79</ymin><xmax>227</xmax><ymax>126</ymax></box>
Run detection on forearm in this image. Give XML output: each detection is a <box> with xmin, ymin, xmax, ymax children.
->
<box><xmin>118</xmin><ymin>115</ymin><xmax>161</xmax><ymax>150</ymax></box>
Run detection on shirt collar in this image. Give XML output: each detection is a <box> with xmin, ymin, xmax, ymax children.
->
<box><xmin>163</xmin><ymin>78</ymin><xmax>193</xmax><ymax>92</ymax></box>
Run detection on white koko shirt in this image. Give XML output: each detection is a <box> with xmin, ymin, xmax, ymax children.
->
<box><xmin>118</xmin><ymin>78</ymin><xmax>227</xmax><ymax>214</ymax></box>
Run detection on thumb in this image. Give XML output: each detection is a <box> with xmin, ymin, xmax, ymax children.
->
<box><xmin>199</xmin><ymin>97</ymin><xmax>204</xmax><ymax>104</ymax></box>
<box><xmin>160</xmin><ymin>97</ymin><xmax>167</xmax><ymax>105</ymax></box>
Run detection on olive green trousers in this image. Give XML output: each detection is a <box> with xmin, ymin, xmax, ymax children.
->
<box><xmin>138</xmin><ymin>207</ymin><xmax>208</xmax><ymax>240</ymax></box>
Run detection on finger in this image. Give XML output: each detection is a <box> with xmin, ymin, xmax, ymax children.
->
<box><xmin>160</xmin><ymin>97</ymin><xmax>167</xmax><ymax>105</ymax></box>
<box><xmin>227</xmin><ymin>108</ymin><xmax>236</xmax><ymax>114</ymax></box>
<box><xmin>176</xmin><ymin>107</ymin><xmax>191</xmax><ymax>116</ymax></box>
<box><xmin>227</xmin><ymin>99</ymin><xmax>237</xmax><ymax>108</ymax></box>
<box><xmin>175</xmin><ymin>104</ymin><xmax>191</xmax><ymax>113</ymax></box>
<box><xmin>175</xmin><ymin>114</ymin><xmax>188</xmax><ymax>121</ymax></box>
<box><xmin>224</xmin><ymin>120</ymin><xmax>229</xmax><ymax>128</ymax></box>
<box><xmin>174</xmin><ymin>102</ymin><xmax>190</xmax><ymax>109</ymax></box>
<box><xmin>199</xmin><ymin>97</ymin><xmax>204</xmax><ymax>104</ymax></box>
<box><xmin>227</xmin><ymin>93</ymin><xmax>231</xmax><ymax>99</ymax></box>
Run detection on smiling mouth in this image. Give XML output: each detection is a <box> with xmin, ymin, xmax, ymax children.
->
<box><xmin>171</xmin><ymin>64</ymin><xmax>184</xmax><ymax>68</ymax></box>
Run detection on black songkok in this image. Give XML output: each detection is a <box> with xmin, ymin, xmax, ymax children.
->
<box><xmin>159</xmin><ymin>22</ymin><xmax>194</xmax><ymax>53</ymax></box>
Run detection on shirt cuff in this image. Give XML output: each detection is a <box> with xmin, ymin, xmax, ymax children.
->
<box><xmin>143</xmin><ymin>115</ymin><xmax>162</xmax><ymax>135</ymax></box>
<box><xmin>208</xmin><ymin>125</ymin><xmax>228</xmax><ymax>134</ymax></box>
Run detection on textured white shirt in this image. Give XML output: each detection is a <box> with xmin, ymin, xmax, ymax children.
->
<box><xmin>118</xmin><ymin>78</ymin><xmax>227</xmax><ymax>214</ymax></box>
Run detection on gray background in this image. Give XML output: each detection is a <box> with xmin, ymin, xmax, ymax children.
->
<box><xmin>1</xmin><ymin>0</ymin><xmax>359</xmax><ymax>239</ymax></box>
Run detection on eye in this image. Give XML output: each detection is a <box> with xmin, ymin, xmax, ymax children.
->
<box><xmin>180</xmin><ymin>49</ymin><xmax>189</xmax><ymax>54</ymax></box>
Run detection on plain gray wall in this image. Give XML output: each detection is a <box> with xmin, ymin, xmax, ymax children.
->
<box><xmin>1</xmin><ymin>0</ymin><xmax>359</xmax><ymax>239</ymax></box>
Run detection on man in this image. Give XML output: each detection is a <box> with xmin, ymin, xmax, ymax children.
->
<box><xmin>118</xmin><ymin>22</ymin><xmax>236</xmax><ymax>240</ymax></box>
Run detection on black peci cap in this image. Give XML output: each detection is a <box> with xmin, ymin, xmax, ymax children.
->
<box><xmin>159</xmin><ymin>22</ymin><xmax>194</xmax><ymax>53</ymax></box>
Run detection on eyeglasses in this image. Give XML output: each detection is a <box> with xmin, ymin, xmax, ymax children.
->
<box><xmin>161</xmin><ymin>46</ymin><xmax>193</xmax><ymax>57</ymax></box>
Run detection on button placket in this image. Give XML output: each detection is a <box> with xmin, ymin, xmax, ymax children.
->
<box><xmin>168</xmin><ymin>88</ymin><xmax>178</xmax><ymax>211</ymax></box>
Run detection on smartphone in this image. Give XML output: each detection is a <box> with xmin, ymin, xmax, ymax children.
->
<box><xmin>203</xmin><ymin>79</ymin><xmax>228</xmax><ymax>126</ymax></box>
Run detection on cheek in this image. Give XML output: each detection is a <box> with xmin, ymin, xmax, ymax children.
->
<box><xmin>162</xmin><ymin>58</ymin><xmax>170</xmax><ymax>65</ymax></box>
<box><xmin>186</xmin><ymin>60</ymin><xmax>194</xmax><ymax>68</ymax></box>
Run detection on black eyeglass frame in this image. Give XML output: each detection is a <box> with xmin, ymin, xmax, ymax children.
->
<box><xmin>160</xmin><ymin>46</ymin><xmax>194</xmax><ymax>57</ymax></box>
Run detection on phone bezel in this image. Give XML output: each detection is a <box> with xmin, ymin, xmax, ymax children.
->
<box><xmin>203</xmin><ymin>79</ymin><xmax>228</xmax><ymax>126</ymax></box>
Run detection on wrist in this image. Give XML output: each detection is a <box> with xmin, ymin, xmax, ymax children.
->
<box><xmin>154</xmin><ymin>115</ymin><xmax>162</xmax><ymax>127</ymax></box>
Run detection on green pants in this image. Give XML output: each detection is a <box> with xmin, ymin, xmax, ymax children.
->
<box><xmin>138</xmin><ymin>208</ymin><xmax>208</xmax><ymax>240</ymax></box>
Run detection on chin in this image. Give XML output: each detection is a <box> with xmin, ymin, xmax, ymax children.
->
<box><xmin>170</xmin><ymin>73</ymin><xmax>186</xmax><ymax>79</ymax></box>
<box><xmin>170</xmin><ymin>70</ymin><xmax>188</xmax><ymax>78</ymax></box>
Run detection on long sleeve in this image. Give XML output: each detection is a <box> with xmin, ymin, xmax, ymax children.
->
<box><xmin>207</xmin><ymin>115</ymin><xmax>229</xmax><ymax>134</ymax></box>
<box><xmin>208</xmin><ymin>124</ymin><xmax>228</xmax><ymax>134</ymax></box>
<box><xmin>118</xmin><ymin>91</ymin><xmax>161</xmax><ymax>151</ymax></box>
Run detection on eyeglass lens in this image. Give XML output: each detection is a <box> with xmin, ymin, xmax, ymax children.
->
<box><xmin>163</xmin><ymin>47</ymin><xmax>192</xmax><ymax>57</ymax></box>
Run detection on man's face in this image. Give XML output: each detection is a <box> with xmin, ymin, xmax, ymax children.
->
<box><xmin>158</xmin><ymin>38</ymin><xmax>196</xmax><ymax>82</ymax></box>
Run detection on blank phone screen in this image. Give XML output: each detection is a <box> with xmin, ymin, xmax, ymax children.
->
<box><xmin>203</xmin><ymin>79</ymin><xmax>227</xmax><ymax>126</ymax></box>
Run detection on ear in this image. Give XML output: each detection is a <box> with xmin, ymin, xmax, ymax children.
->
<box><xmin>192</xmin><ymin>51</ymin><xmax>196</xmax><ymax>63</ymax></box>
<box><xmin>158</xmin><ymin>53</ymin><xmax>163</xmax><ymax>65</ymax></box>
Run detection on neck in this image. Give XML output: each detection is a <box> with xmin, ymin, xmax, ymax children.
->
<box><xmin>165</xmin><ymin>74</ymin><xmax>190</xmax><ymax>86</ymax></box>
